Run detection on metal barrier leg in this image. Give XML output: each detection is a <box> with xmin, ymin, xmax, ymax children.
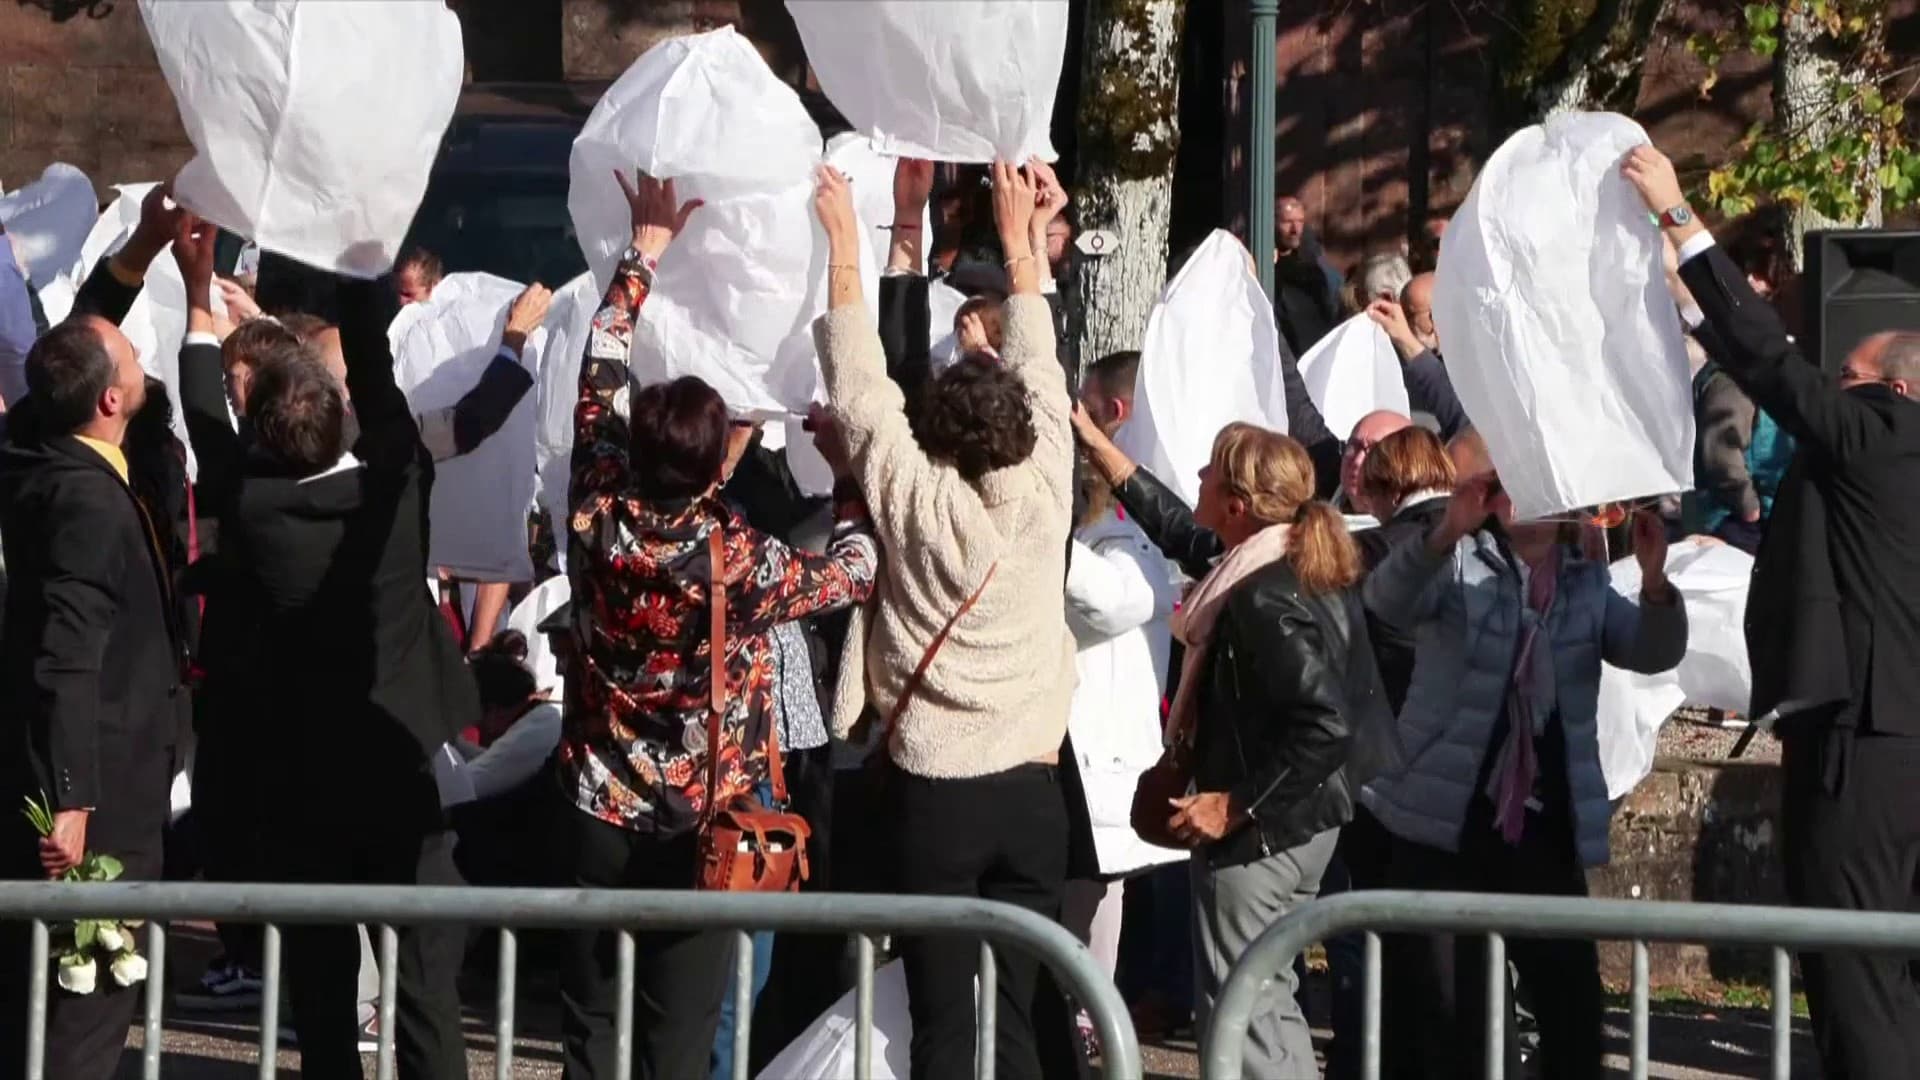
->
<box><xmin>1630</xmin><ymin>940</ymin><xmax>1649</xmax><ymax>1080</ymax></box>
<box><xmin>614</xmin><ymin>930</ymin><xmax>635</xmax><ymax>1079</ymax></box>
<box><xmin>144</xmin><ymin>921</ymin><xmax>167</xmax><ymax>1080</ymax></box>
<box><xmin>258</xmin><ymin>922</ymin><xmax>281</xmax><ymax>1080</ymax></box>
<box><xmin>494</xmin><ymin>928</ymin><xmax>517</xmax><ymax>1080</ymax></box>
<box><xmin>854</xmin><ymin>934</ymin><xmax>874</xmax><ymax>1080</ymax></box>
<box><xmin>1771</xmin><ymin>947</ymin><xmax>1791</xmax><ymax>1080</ymax></box>
<box><xmin>26</xmin><ymin>919</ymin><xmax>47</xmax><ymax>1080</ymax></box>
<box><xmin>1362</xmin><ymin>931</ymin><xmax>1381</xmax><ymax>1080</ymax></box>
<box><xmin>1484</xmin><ymin>933</ymin><xmax>1505</xmax><ymax>1080</ymax></box>
<box><xmin>975</xmin><ymin>941</ymin><xmax>997</xmax><ymax>1080</ymax></box>
<box><xmin>376</xmin><ymin>924</ymin><xmax>398</xmax><ymax>1080</ymax></box>
<box><xmin>731</xmin><ymin>930</ymin><xmax>752</xmax><ymax>1080</ymax></box>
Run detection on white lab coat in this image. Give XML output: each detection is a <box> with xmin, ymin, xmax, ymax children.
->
<box><xmin>1064</xmin><ymin>510</ymin><xmax>1183</xmax><ymax>877</ymax></box>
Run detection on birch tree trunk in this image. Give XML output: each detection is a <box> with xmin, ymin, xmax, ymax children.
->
<box><xmin>1775</xmin><ymin>7</ymin><xmax>1882</xmax><ymax>269</ymax></box>
<box><xmin>1070</xmin><ymin>0</ymin><xmax>1185</xmax><ymax>372</ymax></box>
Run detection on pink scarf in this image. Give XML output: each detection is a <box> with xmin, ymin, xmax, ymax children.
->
<box><xmin>1487</xmin><ymin>545</ymin><xmax>1561</xmax><ymax>844</ymax></box>
<box><xmin>1164</xmin><ymin>524</ymin><xmax>1292</xmax><ymax>747</ymax></box>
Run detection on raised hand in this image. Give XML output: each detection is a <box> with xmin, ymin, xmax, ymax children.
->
<box><xmin>990</xmin><ymin>159</ymin><xmax>1038</xmax><ymax>253</ymax></box>
<box><xmin>615</xmin><ymin>168</ymin><xmax>702</xmax><ymax>261</ymax></box>
<box><xmin>1430</xmin><ymin>471</ymin><xmax>1504</xmax><ymax>552</ymax></box>
<box><xmin>1620</xmin><ymin>145</ymin><xmax>1685</xmax><ymax>218</ymax></box>
<box><xmin>122</xmin><ymin>182</ymin><xmax>185</xmax><ymax>275</ymax></box>
<box><xmin>506</xmin><ymin>282</ymin><xmax>553</xmax><ymax>336</ymax></box>
<box><xmin>813</xmin><ymin>165</ymin><xmax>861</xmax><ymax>258</ymax></box>
<box><xmin>1632</xmin><ymin>509</ymin><xmax>1675</xmax><ymax>602</ymax></box>
<box><xmin>171</xmin><ymin>213</ymin><xmax>219</xmax><ymax>300</ymax></box>
<box><xmin>1028</xmin><ymin>157</ymin><xmax>1069</xmax><ymax>230</ymax></box>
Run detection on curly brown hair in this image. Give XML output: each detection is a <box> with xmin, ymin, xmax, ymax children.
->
<box><xmin>909</xmin><ymin>355</ymin><xmax>1037</xmax><ymax>481</ymax></box>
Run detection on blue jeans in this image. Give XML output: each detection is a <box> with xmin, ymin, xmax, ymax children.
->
<box><xmin>710</xmin><ymin>780</ymin><xmax>777</xmax><ymax>1080</ymax></box>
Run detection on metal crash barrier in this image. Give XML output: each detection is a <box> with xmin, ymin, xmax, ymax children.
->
<box><xmin>0</xmin><ymin>882</ymin><xmax>1141</xmax><ymax>1080</ymax></box>
<box><xmin>1201</xmin><ymin>890</ymin><xmax>1920</xmax><ymax>1080</ymax></box>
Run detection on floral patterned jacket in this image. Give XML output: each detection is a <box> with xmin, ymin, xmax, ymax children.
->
<box><xmin>559</xmin><ymin>246</ymin><xmax>879</xmax><ymax>835</ymax></box>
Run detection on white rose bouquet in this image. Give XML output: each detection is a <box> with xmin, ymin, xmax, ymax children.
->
<box><xmin>23</xmin><ymin>794</ymin><xmax>145</xmax><ymax>995</ymax></box>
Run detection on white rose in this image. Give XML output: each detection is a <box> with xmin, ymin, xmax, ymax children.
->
<box><xmin>57</xmin><ymin>955</ymin><xmax>96</xmax><ymax>995</ymax></box>
<box><xmin>110</xmin><ymin>952</ymin><xmax>149</xmax><ymax>988</ymax></box>
<box><xmin>95</xmin><ymin>924</ymin><xmax>127</xmax><ymax>954</ymax></box>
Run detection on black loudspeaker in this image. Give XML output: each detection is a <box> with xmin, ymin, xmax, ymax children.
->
<box><xmin>1802</xmin><ymin>230</ymin><xmax>1920</xmax><ymax>372</ymax></box>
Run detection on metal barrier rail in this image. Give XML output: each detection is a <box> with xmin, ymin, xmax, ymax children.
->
<box><xmin>1202</xmin><ymin>890</ymin><xmax>1920</xmax><ymax>1080</ymax></box>
<box><xmin>0</xmin><ymin>882</ymin><xmax>1141</xmax><ymax>1080</ymax></box>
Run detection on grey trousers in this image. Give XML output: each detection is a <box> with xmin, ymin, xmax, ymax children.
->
<box><xmin>1192</xmin><ymin>828</ymin><xmax>1340</xmax><ymax>1080</ymax></box>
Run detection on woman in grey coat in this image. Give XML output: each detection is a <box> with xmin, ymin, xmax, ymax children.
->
<box><xmin>1362</xmin><ymin>435</ymin><xmax>1687</xmax><ymax>1080</ymax></box>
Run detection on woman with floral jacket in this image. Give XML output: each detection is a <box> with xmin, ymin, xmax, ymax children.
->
<box><xmin>554</xmin><ymin>170</ymin><xmax>880</xmax><ymax>1080</ymax></box>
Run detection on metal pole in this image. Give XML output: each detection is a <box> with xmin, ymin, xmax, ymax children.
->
<box><xmin>1250</xmin><ymin>0</ymin><xmax>1280</xmax><ymax>300</ymax></box>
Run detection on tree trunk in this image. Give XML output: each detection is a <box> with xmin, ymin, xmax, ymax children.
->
<box><xmin>1070</xmin><ymin>0</ymin><xmax>1185</xmax><ymax>372</ymax></box>
<box><xmin>1775</xmin><ymin>7</ymin><xmax>1882</xmax><ymax>269</ymax></box>
<box><xmin>1492</xmin><ymin>0</ymin><xmax>1672</xmax><ymax>135</ymax></box>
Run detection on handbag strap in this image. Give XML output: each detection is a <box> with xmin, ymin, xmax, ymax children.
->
<box><xmin>879</xmin><ymin>563</ymin><xmax>998</xmax><ymax>751</ymax></box>
<box><xmin>702</xmin><ymin>528</ymin><xmax>793</xmax><ymax>820</ymax></box>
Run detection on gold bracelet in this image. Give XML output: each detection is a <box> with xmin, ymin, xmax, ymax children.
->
<box><xmin>1004</xmin><ymin>253</ymin><xmax>1035</xmax><ymax>268</ymax></box>
<box><xmin>828</xmin><ymin>263</ymin><xmax>860</xmax><ymax>274</ymax></box>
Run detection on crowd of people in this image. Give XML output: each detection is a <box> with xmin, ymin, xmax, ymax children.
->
<box><xmin>0</xmin><ymin>112</ymin><xmax>1914</xmax><ymax>1080</ymax></box>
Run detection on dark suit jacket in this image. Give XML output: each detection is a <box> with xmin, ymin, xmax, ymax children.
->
<box><xmin>213</xmin><ymin>277</ymin><xmax>475</xmax><ymax>826</ymax></box>
<box><xmin>1680</xmin><ymin>242</ymin><xmax>1920</xmax><ymax>735</ymax></box>
<box><xmin>0</xmin><ymin>260</ymin><xmax>180</xmax><ymax>871</ymax></box>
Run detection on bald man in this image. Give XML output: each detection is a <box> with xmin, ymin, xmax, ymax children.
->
<box><xmin>1630</xmin><ymin>144</ymin><xmax>1920</xmax><ymax>1079</ymax></box>
<box><xmin>1368</xmin><ymin>273</ymin><xmax>1471</xmax><ymax>441</ymax></box>
<box><xmin>0</xmin><ymin>190</ymin><xmax>186</xmax><ymax>1080</ymax></box>
<box><xmin>1341</xmin><ymin>409</ymin><xmax>1412</xmax><ymax>514</ymax></box>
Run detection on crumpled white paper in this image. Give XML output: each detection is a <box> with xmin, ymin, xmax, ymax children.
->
<box><xmin>567</xmin><ymin>26</ymin><xmax>879</xmax><ymax>417</ymax></box>
<box><xmin>0</xmin><ymin>163</ymin><xmax>98</xmax><ymax>287</ymax></box>
<box><xmin>1433</xmin><ymin>111</ymin><xmax>1694</xmax><ymax>520</ymax></box>
<box><xmin>926</xmin><ymin>279</ymin><xmax>969</xmax><ymax>374</ymax></box>
<box><xmin>531</xmin><ymin>271</ymin><xmax>604</xmax><ymax>569</ymax></box>
<box><xmin>1116</xmin><ymin>230</ymin><xmax>1290</xmax><ymax>507</ymax></box>
<box><xmin>1296</xmin><ymin>312</ymin><xmax>1411</xmax><ymax>442</ymax></box>
<box><xmin>393</xmin><ymin>273</ymin><xmax>546</xmax><ymax>583</ymax></box>
<box><xmin>37</xmin><ymin>183</ymin><xmax>226</xmax><ymax>478</ymax></box>
<box><xmin>788</xmin><ymin>0</ymin><xmax>1068</xmax><ymax>163</ymax></box>
<box><xmin>138</xmin><ymin>0</ymin><xmax>463</xmax><ymax>278</ymax></box>
<box><xmin>1596</xmin><ymin>538</ymin><xmax>1754</xmax><ymax>799</ymax></box>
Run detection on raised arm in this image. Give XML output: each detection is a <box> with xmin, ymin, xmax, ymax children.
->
<box><xmin>1364</xmin><ymin>472</ymin><xmax>1497</xmax><ymax>626</ymax></box>
<box><xmin>998</xmin><ymin>159</ymin><xmax>1073</xmax><ymax>489</ymax></box>
<box><xmin>337</xmin><ymin>269</ymin><xmax>413</xmax><ymax>466</ymax></box>
<box><xmin>570</xmin><ymin>170</ymin><xmax>700</xmax><ymax>514</ymax></box>
<box><xmin>417</xmin><ymin>282</ymin><xmax>547</xmax><ymax>463</ymax></box>
<box><xmin>1277</xmin><ymin>334</ymin><xmax>1341</xmax><ymax>497</ymax></box>
<box><xmin>1069</xmin><ymin>402</ymin><xmax>1224</xmax><ymax>578</ymax></box>
<box><xmin>1624</xmin><ymin>144</ymin><xmax>1892</xmax><ymax>463</ymax></box>
<box><xmin>878</xmin><ymin>159</ymin><xmax>934</xmax><ymax>401</ymax></box>
<box><xmin>70</xmin><ymin>184</ymin><xmax>183</xmax><ymax>328</ymax></box>
<box><xmin>170</xmin><ymin>215</ymin><xmax>242</xmax><ymax>505</ymax></box>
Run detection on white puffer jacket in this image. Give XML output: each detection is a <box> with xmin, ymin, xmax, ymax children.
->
<box><xmin>1065</xmin><ymin>509</ymin><xmax>1183</xmax><ymax>877</ymax></box>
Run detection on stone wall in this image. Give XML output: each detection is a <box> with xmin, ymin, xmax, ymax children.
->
<box><xmin>1591</xmin><ymin>756</ymin><xmax>1786</xmax><ymax>988</ymax></box>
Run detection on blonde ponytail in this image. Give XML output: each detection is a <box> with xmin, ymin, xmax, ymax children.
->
<box><xmin>1286</xmin><ymin>500</ymin><xmax>1362</xmax><ymax>595</ymax></box>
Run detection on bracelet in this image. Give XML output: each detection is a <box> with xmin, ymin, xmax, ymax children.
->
<box><xmin>828</xmin><ymin>263</ymin><xmax>861</xmax><ymax>274</ymax></box>
<box><xmin>1004</xmin><ymin>254</ymin><xmax>1035</xmax><ymax>268</ymax></box>
<box><xmin>881</xmin><ymin>223</ymin><xmax>922</xmax><ymax>232</ymax></box>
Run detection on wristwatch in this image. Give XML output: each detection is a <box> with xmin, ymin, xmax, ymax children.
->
<box><xmin>1659</xmin><ymin>204</ymin><xmax>1695</xmax><ymax>229</ymax></box>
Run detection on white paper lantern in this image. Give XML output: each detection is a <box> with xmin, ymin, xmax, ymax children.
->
<box><xmin>788</xmin><ymin>0</ymin><xmax>1068</xmax><ymax>163</ymax></box>
<box><xmin>139</xmin><ymin>0</ymin><xmax>463</xmax><ymax>278</ymax></box>
<box><xmin>1116</xmin><ymin>230</ymin><xmax>1290</xmax><ymax>507</ymax></box>
<box><xmin>1433</xmin><ymin>111</ymin><xmax>1694</xmax><ymax>520</ymax></box>
<box><xmin>0</xmin><ymin>163</ymin><xmax>98</xmax><ymax>288</ymax></box>
<box><xmin>1296</xmin><ymin>312</ymin><xmax>1412</xmax><ymax>442</ymax></box>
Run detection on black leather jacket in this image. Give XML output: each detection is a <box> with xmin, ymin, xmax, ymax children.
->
<box><xmin>1115</xmin><ymin>470</ymin><xmax>1400</xmax><ymax>868</ymax></box>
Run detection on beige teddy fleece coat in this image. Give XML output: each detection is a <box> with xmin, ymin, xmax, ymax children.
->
<box><xmin>813</xmin><ymin>293</ymin><xmax>1077</xmax><ymax>780</ymax></box>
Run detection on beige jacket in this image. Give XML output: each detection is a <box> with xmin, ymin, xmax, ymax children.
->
<box><xmin>815</xmin><ymin>294</ymin><xmax>1077</xmax><ymax>779</ymax></box>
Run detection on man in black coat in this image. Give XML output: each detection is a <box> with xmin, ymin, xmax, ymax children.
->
<box><xmin>176</xmin><ymin>212</ymin><xmax>475</xmax><ymax>1079</ymax></box>
<box><xmin>1627</xmin><ymin>145</ymin><xmax>1920</xmax><ymax>1080</ymax></box>
<box><xmin>0</xmin><ymin>189</ymin><xmax>186</xmax><ymax>1080</ymax></box>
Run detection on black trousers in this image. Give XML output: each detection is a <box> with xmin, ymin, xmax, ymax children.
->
<box><xmin>892</xmin><ymin>763</ymin><xmax>1068</xmax><ymax>1080</ymax></box>
<box><xmin>1380</xmin><ymin>798</ymin><xmax>1603</xmax><ymax>1080</ymax></box>
<box><xmin>188</xmin><ymin>720</ymin><xmax>266</xmax><ymax>970</ymax></box>
<box><xmin>556</xmin><ymin>807</ymin><xmax>734</xmax><ymax>1080</ymax></box>
<box><xmin>272</xmin><ymin>824</ymin><xmax>467</xmax><ymax>1080</ymax></box>
<box><xmin>1782</xmin><ymin>729</ymin><xmax>1920</xmax><ymax>1080</ymax></box>
<box><xmin>0</xmin><ymin>819</ymin><xmax>162</xmax><ymax>1080</ymax></box>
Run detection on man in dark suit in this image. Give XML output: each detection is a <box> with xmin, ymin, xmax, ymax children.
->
<box><xmin>1627</xmin><ymin>145</ymin><xmax>1920</xmax><ymax>1080</ymax></box>
<box><xmin>172</xmin><ymin>213</ymin><xmax>475</xmax><ymax>1079</ymax></box>
<box><xmin>0</xmin><ymin>189</ymin><xmax>186</xmax><ymax>1080</ymax></box>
